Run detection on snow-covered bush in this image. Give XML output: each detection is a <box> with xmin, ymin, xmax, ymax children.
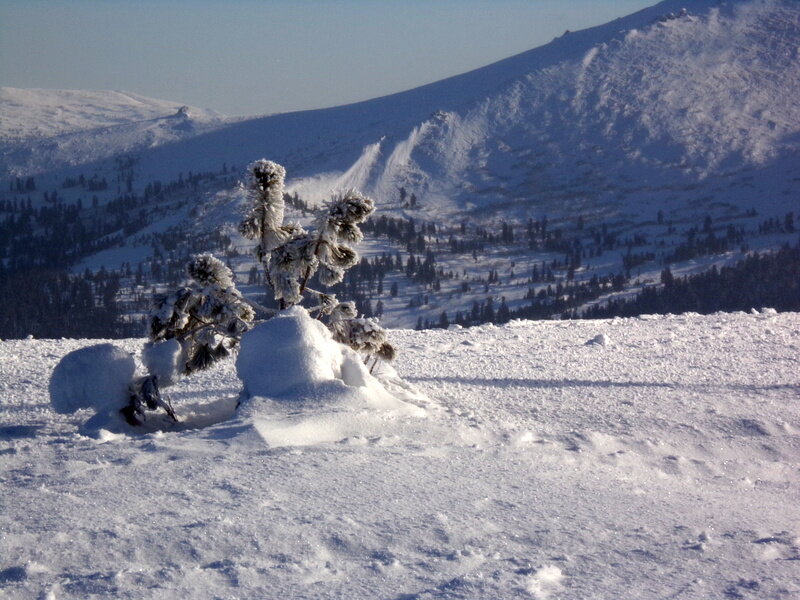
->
<box><xmin>94</xmin><ymin>159</ymin><xmax>396</xmax><ymax>428</ymax></box>
<box><xmin>47</xmin><ymin>341</ymin><xmax>178</xmax><ymax>431</ymax></box>
<box><xmin>328</xmin><ymin>312</ymin><xmax>397</xmax><ymax>371</ymax></box>
<box><xmin>47</xmin><ymin>342</ymin><xmax>175</xmax><ymax>432</ymax></box>
<box><xmin>147</xmin><ymin>253</ymin><xmax>254</xmax><ymax>377</ymax></box>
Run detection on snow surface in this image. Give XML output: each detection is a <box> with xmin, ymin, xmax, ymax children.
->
<box><xmin>236</xmin><ymin>307</ymin><xmax>426</xmax><ymax>448</ymax></box>
<box><xmin>2</xmin><ymin>311</ymin><xmax>799</xmax><ymax>598</ymax></box>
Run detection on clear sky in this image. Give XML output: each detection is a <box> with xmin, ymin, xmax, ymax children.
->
<box><xmin>0</xmin><ymin>0</ymin><xmax>655</xmax><ymax>117</ymax></box>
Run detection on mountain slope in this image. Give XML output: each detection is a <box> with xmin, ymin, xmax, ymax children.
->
<box><xmin>5</xmin><ymin>0</ymin><xmax>797</xmax><ymax>213</ymax></box>
<box><xmin>0</xmin><ymin>87</ymin><xmax>226</xmax><ymax>140</ymax></box>
<box><xmin>120</xmin><ymin>0</ymin><xmax>800</xmax><ymax>215</ymax></box>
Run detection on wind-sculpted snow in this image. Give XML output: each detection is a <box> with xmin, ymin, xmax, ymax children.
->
<box><xmin>48</xmin><ymin>343</ymin><xmax>136</xmax><ymax>415</ymax></box>
<box><xmin>1</xmin><ymin>311</ymin><xmax>799</xmax><ymax>598</ymax></box>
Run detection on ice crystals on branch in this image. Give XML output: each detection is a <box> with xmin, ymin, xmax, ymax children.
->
<box><xmin>147</xmin><ymin>253</ymin><xmax>254</xmax><ymax>377</ymax></box>
<box><xmin>239</xmin><ymin>160</ymin><xmax>377</xmax><ymax>309</ymax></box>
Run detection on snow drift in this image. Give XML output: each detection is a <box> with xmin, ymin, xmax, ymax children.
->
<box><xmin>235</xmin><ymin>307</ymin><xmax>427</xmax><ymax>447</ymax></box>
<box><xmin>2</xmin><ymin>311</ymin><xmax>797</xmax><ymax>599</ymax></box>
<box><xmin>48</xmin><ymin>343</ymin><xmax>135</xmax><ymax>415</ymax></box>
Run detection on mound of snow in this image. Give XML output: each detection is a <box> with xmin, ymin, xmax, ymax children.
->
<box><xmin>141</xmin><ymin>339</ymin><xmax>183</xmax><ymax>387</ymax></box>
<box><xmin>236</xmin><ymin>307</ymin><xmax>343</xmax><ymax>398</ymax></box>
<box><xmin>234</xmin><ymin>307</ymin><xmax>427</xmax><ymax>446</ymax></box>
<box><xmin>48</xmin><ymin>343</ymin><xmax>135</xmax><ymax>414</ymax></box>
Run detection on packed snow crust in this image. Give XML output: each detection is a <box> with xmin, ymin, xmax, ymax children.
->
<box><xmin>2</xmin><ymin>311</ymin><xmax>799</xmax><ymax>598</ymax></box>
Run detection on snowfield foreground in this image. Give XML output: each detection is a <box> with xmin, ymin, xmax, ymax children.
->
<box><xmin>1</xmin><ymin>312</ymin><xmax>799</xmax><ymax>599</ymax></box>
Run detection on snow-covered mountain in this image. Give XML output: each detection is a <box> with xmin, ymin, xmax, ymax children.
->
<box><xmin>1</xmin><ymin>0</ymin><xmax>798</xmax><ymax>335</ymax></box>
<box><xmin>56</xmin><ymin>0</ymin><xmax>800</xmax><ymax>215</ymax></box>
<box><xmin>5</xmin><ymin>0</ymin><xmax>798</xmax><ymax>212</ymax></box>
<box><xmin>2</xmin><ymin>311</ymin><xmax>799</xmax><ymax>598</ymax></box>
<box><xmin>0</xmin><ymin>87</ymin><xmax>227</xmax><ymax>141</ymax></box>
<box><xmin>0</xmin><ymin>88</ymin><xmax>231</xmax><ymax>176</ymax></box>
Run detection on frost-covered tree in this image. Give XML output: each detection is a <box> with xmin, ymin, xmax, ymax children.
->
<box><xmin>239</xmin><ymin>159</ymin><xmax>374</xmax><ymax>308</ymax></box>
<box><xmin>125</xmin><ymin>160</ymin><xmax>396</xmax><ymax>426</ymax></box>
<box><xmin>124</xmin><ymin>253</ymin><xmax>254</xmax><ymax>425</ymax></box>
<box><xmin>328</xmin><ymin>308</ymin><xmax>397</xmax><ymax>372</ymax></box>
<box><xmin>239</xmin><ymin>159</ymin><xmax>396</xmax><ymax>367</ymax></box>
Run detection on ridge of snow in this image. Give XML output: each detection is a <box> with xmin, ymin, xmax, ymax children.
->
<box><xmin>0</xmin><ymin>87</ymin><xmax>231</xmax><ymax>176</ymax></box>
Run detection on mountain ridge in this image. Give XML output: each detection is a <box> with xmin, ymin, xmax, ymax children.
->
<box><xmin>67</xmin><ymin>0</ymin><xmax>798</xmax><ymax>221</ymax></box>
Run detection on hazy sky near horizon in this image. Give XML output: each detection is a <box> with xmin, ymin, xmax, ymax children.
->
<box><xmin>1</xmin><ymin>1</ymin><xmax>654</xmax><ymax>116</ymax></box>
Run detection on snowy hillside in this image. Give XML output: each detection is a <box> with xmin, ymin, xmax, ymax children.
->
<box><xmin>1</xmin><ymin>311</ymin><xmax>799</xmax><ymax>598</ymax></box>
<box><xmin>5</xmin><ymin>0</ymin><xmax>798</xmax><ymax>203</ymax></box>
<box><xmin>0</xmin><ymin>88</ymin><xmax>230</xmax><ymax>176</ymax></box>
<box><xmin>0</xmin><ymin>88</ymin><xmax>226</xmax><ymax>141</ymax></box>
<box><xmin>99</xmin><ymin>0</ymin><xmax>800</xmax><ymax>216</ymax></box>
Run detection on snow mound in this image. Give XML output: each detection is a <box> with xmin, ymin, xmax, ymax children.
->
<box><xmin>141</xmin><ymin>339</ymin><xmax>183</xmax><ymax>387</ymax></box>
<box><xmin>234</xmin><ymin>307</ymin><xmax>427</xmax><ymax>446</ymax></box>
<box><xmin>48</xmin><ymin>343</ymin><xmax>135</xmax><ymax>414</ymax></box>
<box><xmin>236</xmin><ymin>307</ymin><xmax>343</xmax><ymax>398</ymax></box>
<box><xmin>526</xmin><ymin>565</ymin><xmax>564</xmax><ymax>599</ymax></box>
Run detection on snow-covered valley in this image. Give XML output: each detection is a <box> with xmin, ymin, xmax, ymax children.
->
<box><xmin>2</xmin><ymin>311</ymin><xmax>799</xmax><ymax>599</ymax></box>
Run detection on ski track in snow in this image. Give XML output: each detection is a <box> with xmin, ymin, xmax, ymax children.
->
<box><xmin>1</xmin><ymin>311</ymin><xmax>799</xmax><ymax>599</ymax></box>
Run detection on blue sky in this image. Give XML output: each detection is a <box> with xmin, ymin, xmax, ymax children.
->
<box><xmin>0</xmin><ymin>1</ymin><xmax>654</xmax><ymax>116</ymax></box>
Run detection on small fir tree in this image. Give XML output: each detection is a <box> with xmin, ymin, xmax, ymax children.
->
<box><xmin>239</xmin><ymin>159</ymin><xmax>396</xmax><ymax>368</ymax></box>
<box><xmin>129</xmin><ymin>160</ymin><xmax>396</xmax><ymax>426</ymax></box>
